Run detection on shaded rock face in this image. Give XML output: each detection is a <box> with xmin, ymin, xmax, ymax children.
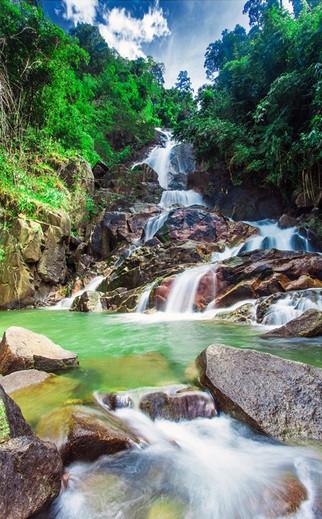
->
<box><xmin>188</xmin><ymin>167</ymin><xmax>284</xmax><ymax>220</ymax></box>
<box><xmin>0</xmin><ymin>385</ymin><xmax>62</xmax><ymax>519</ymax></box>
<box><xmin>156</xmin><ymin>207</ymin><xmax>256</xmax><ymax>245</ymax></box>
<box><xmin>0</xmin><ymin>327</ymin><xmax>78</xmax><ymax>375</ymax></box>
<box><xmin>198</xmin><ymin>344</ymin><xmax>322</xmax><ymax>442</ymax></box>
<box><xmin>37</xmin><ymin>405</ymin><xmax>138</xmax><ymax>465</ymax></box>
<box><xmin>168</xmin><ymin>143</ymin><xmax>196</xmax><ymax>190</ymax></box>
<box><xmin>214</xmin><ymin>249</ymin><xmax>322</xmax><ymax>308</ymax></box>
<box><xmin>263</xmin><ymin>309</ymin><xmax>322</xmax><ymax>338</ymax></box>
<box><xmin>139</xmin><ymin>389</ymin><xmax>217</xmax><ymax>421</ymax></box>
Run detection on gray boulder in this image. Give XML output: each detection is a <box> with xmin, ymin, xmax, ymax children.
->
<box><xmin>0</xmin><ymin>327</ymin><xmax>78</xmax><ymax>375</ymax></box>
<box><xmin>197</xmin><ymin>344</ymin><xmax>322</xmax><ymax>442</ymax></box>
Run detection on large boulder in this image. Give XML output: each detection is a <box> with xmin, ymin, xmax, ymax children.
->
<box><xmin>37</xmin><ymin>405</ymin><xmax>139</xmax><ymax>465</ymax></box>
<box><xmin>14</xmin><ymin>218</ymin><xmax>43</xmax><ymax>264</ymax></box>
<box><xmin>156</xmin><ymin>207</ymin><xmax>256</xmax><ymax>245</ymax></box>
<box><xmin>263</xmin><ymin>309</ymin><xmax>322</xmax><ymax>338</ymax></box>
<box><xmin>198</xmin><ymin>345</ymin><xmax>322</xmax><ymax>442</ymax></box>
<box><xmin>0</xmin><ymin>385</ymin><xmax>62</xmax><ymax>519</ymax></box>
<box><xmin>0</xmin><ymin>250</ymin><xmax>35</xmax><ymax>309</ymax></box>
<box><xmin>0</xmin><ymin>327</ymin><xmax>78</xmax><ymax>375</ymax></box>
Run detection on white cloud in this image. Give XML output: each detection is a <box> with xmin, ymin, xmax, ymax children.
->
<box><xmin>98</xmin><ymin>5</ymin><xmax>170</xmax><ymax>60</ymax></box>
<box><xmin>62</xmin><ymin>0</ymin><xmax>99</xmax><ymax>25</ymax></box>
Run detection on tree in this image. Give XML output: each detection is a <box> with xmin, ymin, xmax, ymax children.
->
<box><xmin>205</xmin><ymin>25</ymin><xmax>248</xmax><ymax>79</ymax></box>
<box><xmin>243</xmin><ymin>0</ymin><xmax>282</xmax><ymax>27</ymax></box>
<box><xmin>175</xmin><ymin>70</ymin><xmax>193</xmax><ymax>94</ymax></box>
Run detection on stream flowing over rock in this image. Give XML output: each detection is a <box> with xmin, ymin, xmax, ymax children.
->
<box><xmin>0</xmin><ymin>327</ymin><xmax>78</xmax><ymax>375</ymax></box>
<box><xmin>0</xmin><ymin>385</ymin><xmax>62</xmax><ymax>519</ymax></box>
<box><xmin>198</xmin><ymin>344</ymin><xmax>322</xmax><ymax>443</ymax></box>
<box><xmin>262</xmin><ymin>308</ymin><xmax>322</xmax><ymax>338</ymax></box>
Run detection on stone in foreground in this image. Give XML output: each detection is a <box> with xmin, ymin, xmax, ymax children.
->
<box><xmin>263</xmin><ymin>309</ymin><xmax>322</xmax><ymax>338</ymax></box>
<box><xmin>0</xmin><ymin>385</ymin><xmax>62</xmax><ymax>519</ymax></box>
<box><xmin>37</xmin><ymin>405</ymin><xmax>139</xmax><ymax>465</ymax></box>
<box><xmin>197</xmin><ymin>345</ymin><xmax>322</xmax><ymax>442</ymax></box>
<box><xmin>0</xmin><ymin>327</ymin><xmax>78</xmax><ymax>375</ymax></box>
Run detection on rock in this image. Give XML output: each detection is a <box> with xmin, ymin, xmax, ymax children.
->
<box><xmin>263</xmin><ymin>309</ymin><xmax>322</xmax><ymax>338</ymax></box>
<box><xmin>0</xmin><ymin>250</ymin><xmax>34</xmax><ymax>309</ymax></box>
<box><xmin>198</xmin><ymin>344</ymin><xmax>322</xmax><ymax>442</ymax></box>
<box><xmin>91</xmin><ymin>211</ymin><xmax>131</xmax><ymax>259</ymax></box>
<box><xmin>139</xmin><ymin>387</ymin><xmax>217</xmax><ymax>421</ymax></box>
<box><xmin>71</xmin><ymin>290</ymin><xmax>102</xmax><ymax>312</ymax></box>
<box><xmin>37</xmin><ymin>405</ymin><xmax>138</xmax><ymax>465</ymax></box>
<box><xmin>0</xmin><ymin>385</ymin><xmax>62</xmax><ymax>519</ymax></box>
<box><xmin>0</xmin><ymin>369</ymin><xmax>52</xmax><ymax>394</ymax></box>
<box><xmin>278</xmin><ymin>214</ymin><xmax>298</xmax><ymax>229</ymax></box>
<box><xmin>168</xmin><ymin>142</ymin><xmax>196</xmax><ymax>190</ymax></box>
<box><xmin>0</xmin><ymin>384</ymin><xmax>32</xmax><ymax>439</ymax></box>
<box><xmin>37</xmin><ymin>225</ymin><xmax>67</xmax><ymax>284</ymax></box>
<box><xmin>284</xmin><ymin>274</ymin><xmax>322</xmax><ymax>291</ymax></box>
<box><xmin>14</xmin><ymin>218</ymin><xmax>43</xmax><ymax>263</ymax></box>
<box><xmin>213</xmin><ymin>303</ymin><xmax>255</xmax><ymax>323</ymax></box>
<box><xmin>214</xmin><ymin>249</ymin><xmax>322</xmax><ymax>307</ymax></box>
<box><xmin>156</xmin><ymin>207</ymin><xmax>256</xmax><ymax>245</ymax></box>
<box><xmin>0</xmin><ymin>327</ymin><xmax>78</xmax><ymax>375</ymax></box>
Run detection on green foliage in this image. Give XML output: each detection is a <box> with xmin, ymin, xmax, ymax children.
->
<box><xmin>175</xmin><ymin>2</ymin><xmax>322</xmax><ymax>200</ymax></box>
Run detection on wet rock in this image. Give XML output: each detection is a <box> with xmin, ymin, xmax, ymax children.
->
<box><xmin>91</xmin><ymin>211</ymin><xmax>130</xmax><ymax>259</ymax></box>
<box><xmin>263</xmin><ymin>309</ymin><xmax>322</xmax><ymax>338</ymax></box>
<box><xmin>284</xmin><ymin>274</ymin><xmax>322</xmax><ymax>291</ymax></box>
<box><xmin>168</xmin><ymin>142</ymin><xmax>196</xmax><ymax>190</ymax></box>
<box><xmin>260</xmin><ymin>474</ymin><xmax>307</xmax><ymax>518</ymax></box>
<box><xmin>101</xmin><ymin>392</ymin><xmax>134</xmax><ymax>410</ymax></box>
<box><xmin>0</xmin><ymin>385</ymin><xmax>62</xmax><ymax>519</ymax></box>
<box><xmin>0</xmin><ymin>327</ymin><xmax>78</xmax><ymax>375</ymax></box>
<box><xmin>156</xmin><ymin>207</ymin><xmax>256</xmax><ymax>245</ymax></box>
<box><xmin>71</xmin><ymin>290</ymin><xmax>103</xmax><ymax>312</ymax></box>
<box><xmin>100</xmin><ymin>287</ymin><xmax>139</xmax><ymax>312</ymax></box>
<box><xmin>198</xmin><ymin>344</ymin><xmax>322</xmax><ymax>442</ymax></box>
<box><xmin>213</xmin><ymin>303</ymin><xmax>255</xmax><ymax>323</ymax></box>
<box><xmin>0</xmin><ymin>369</ymin><xmax>52</xmax><ymax>394</ymax></box>
<box><xmin>37</xmin><ymin>405</ymin><xmax>138</xmax><ymax>465</ymax></box>
<box><xmin>214</xmin><ymin>250</ymin><xmax>322</xmax><ymax>307</ymax></box>
<box><xmin>139</xmin><ymin>388</ymin><xmax>217</xmax><ymax>421</ymax></box>
<box><xmin>278</xmin><ymin>214</ymin><xmax>298</xmax><ymax>229</ymax></box>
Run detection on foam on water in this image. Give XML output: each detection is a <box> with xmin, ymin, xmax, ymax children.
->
<box><xmin>51</xmin><ymin>410</ymin><xmax>322</xmax><ymax>519</ymax></box>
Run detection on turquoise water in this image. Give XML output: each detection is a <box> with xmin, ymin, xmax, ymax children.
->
<box><xmin>0</xmin><ymin>309</ymin><xmax>321</xmax><ymax>425</ymax></box>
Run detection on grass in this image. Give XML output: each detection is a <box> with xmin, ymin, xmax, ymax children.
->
<box><xmin>0</xmin><ymin>399</ymin><xmax>10</xmax><ymax>442</ymax></box>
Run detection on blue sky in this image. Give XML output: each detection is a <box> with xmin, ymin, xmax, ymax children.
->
<box><xmin>41</xmin><ymin>0</ymin><xmax>251</xmax><ymax>89</ymax></box>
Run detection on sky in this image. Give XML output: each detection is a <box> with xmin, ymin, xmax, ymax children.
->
<box><xmin>41</xmin><ymin>0</ymin><xmax>290</xmax><ymax>91</ymax></box>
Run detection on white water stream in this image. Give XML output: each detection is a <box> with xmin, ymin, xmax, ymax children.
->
<box><xmin>52</xmin><ymin>408</ymin><xmax>322</xmax><ymax>519</ymax></box>
<box><xmin>52</xmin><ymin>275</ymin><xmax>104</xmax><ymax>310</ymax></box>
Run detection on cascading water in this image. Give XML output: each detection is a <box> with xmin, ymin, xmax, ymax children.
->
<box><xmin>143</xmin><ymin>211</ymin><xmax>169</xmax><ymax>243</ymax></box>
<box><xmin>159</xmin><ymin>189</ymin><xmax>205</xmax><ymax>209</ymax></box>
<box><xmin>242</xmin><ymin>219</ymin><xmax>313</xmax><ymax>253</ymax></box>
<box><xmin>52</xmin><ymin>275</ymin><xmax>104</xmax><ymax>310</ymax></box>
<box><xmin>258</xmin><ymin>288</ymin><xmax>322</xmax><ymax>327</ymax></box>
<box><xmin>136</xmin><ymin>282</ymin><xmax>156</xmax><ymax>313</ymax></box>
<box><xmin>51</xmin><ymin>407</ymin><xmax>322</xmax><ymax>519</ymax></box>
<box><xmin>133</xmin><ymin>128</ymin><xmax>174</xmax><ymax>189</ymax></box>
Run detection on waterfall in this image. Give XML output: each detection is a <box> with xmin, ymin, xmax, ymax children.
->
<box><xmin>164</xmin><ymin>265</ymin><xmax>215</xmax><ymax>314</ymax></box>
<box><xmin>51</xmin><ymin>408</ymin><xmax>321</xmax><ymax>519</ymax></box>
<box><xmin>143</xmin><ymin>211</ymin><xmax>169</xmax><ymax>243</ymax></box>
<box><xmin>136</xmin><ymin>283</ymin><xmax>155</xmax><ymax>313</ymax></box>
<box><xmin>258</xmin><ymin>289</ymin><xmax>322</xmax><ymax>327</ymax></box>
<box><xmin>160</xmin><ymin>189</ymin><xmax>205</xmax><ymax>209</ymax></box>
<box><xmin>133</xmin><ymin>128</ymin><xmax>175</xmax><ymax>189</ymax></box>
<box><xmin>52</xmin><ymin>275</ymin><xmax>104</xmax><ymax>310</ymax></box>
<box><xmin>242</xmin><ymin>219</ymin><xmax>314</xmax><ymax>253</ymax></box>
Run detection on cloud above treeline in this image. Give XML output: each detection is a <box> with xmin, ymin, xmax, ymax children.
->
<box><xmin>62</xmin><ymin>0</ymin><xmax>170</xmax><ymax>60</ymax></box>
